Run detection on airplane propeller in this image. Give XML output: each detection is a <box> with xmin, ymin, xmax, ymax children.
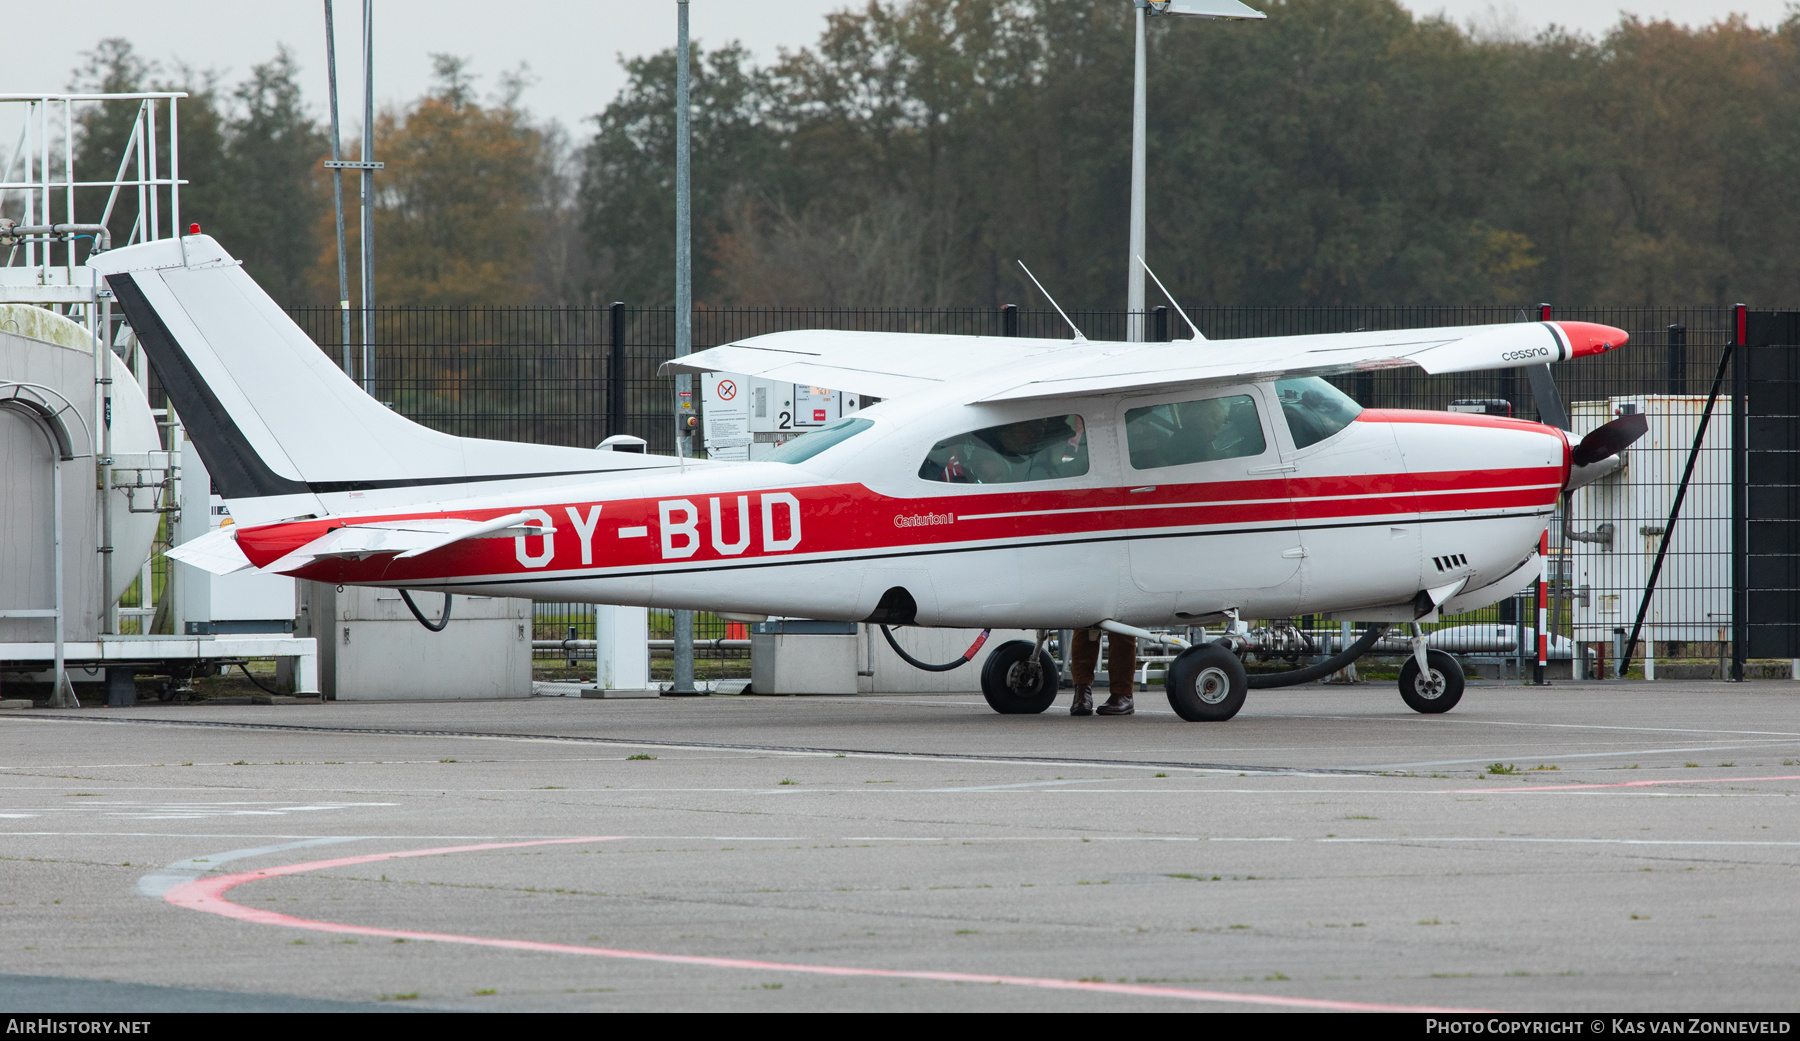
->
<box><xmin>1572</xmin><ymin>411</ymin><xmax>1649</xmax><ymax>466</ymax></box>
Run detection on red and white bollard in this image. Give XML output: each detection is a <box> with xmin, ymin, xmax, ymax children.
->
<box><xmin>1535</xmin><ymin>529</ymin><xmax>1549</xmax><ymax>685</ymax></box>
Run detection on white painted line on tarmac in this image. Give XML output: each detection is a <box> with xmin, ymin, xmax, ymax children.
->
<box><xmin>156</xmin><ymin>836</ymin><xmax>1485</xmax><ymax>1013</ymax></box>
<box><xmin>136</xmin><ymin>837</ymin><xmax>368</xmax><ymax>897</ymax></box>
<box><xmin>1362</xmin><ymin>740</ymin><xmax>1800</xmax><ymax>769</ymax></box>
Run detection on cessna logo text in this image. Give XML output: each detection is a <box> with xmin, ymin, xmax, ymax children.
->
<box><xmin>1501</xmin><ymin>347</ymin><xmax>1551</xmax><ymax>361</ymax></box>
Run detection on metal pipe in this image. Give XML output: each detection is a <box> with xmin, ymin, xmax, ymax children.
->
<box><xmin>609</xmin><ymin>301</ymin><xmax>626</xmax><ymax>436</ymax></box>
<box><xmin>63</xmin><ymin>99</ymin><xmax>73</xmax><ymax>277</ymax></box>
<box><xmin>324</xmin><ymin>0</ymin><xmax>354</xmax><ymax>376</ymax></box>
<box><xmin>535</xmin><ymin>638</ymin><xmax>750</xmax><ymax>652</ymax></box>
<box><xmin>97</xmin><ymin>282</ymin><xmax>115</xmax><ymax>634</ymax></box>
<box><xmin>1127</xmin><ymin>1</ymin><xmax>1148</xmax><ymax>344</ymax></box>
<box><xmin>2</xmin><ymin>223</ymin><xmax>112</xmax><ymax>251</ymax></box>
<box><xmin>146</xmin><ymin>98</ymin><xmax>157</xmax><ymax>239</ymax></box>
<box><xmin>670</xmin><ymin>0</ymin><xmax>697</xmax><ymax>696</ymax></box>
<box><xmin>359</xmin><ymin>0</ymin><xmax>375</xmax><ymax>394</ymax></box>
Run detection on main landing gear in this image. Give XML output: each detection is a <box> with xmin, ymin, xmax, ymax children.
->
<box><xmin>961</xmin><ymin>621</ymin><xmax>1466</xmax><ymax>721</ymax></box>
<box><xmin>978</xmin><ymin>637</ymin><xmax>1059</xmax><ymax>714</ymax></box>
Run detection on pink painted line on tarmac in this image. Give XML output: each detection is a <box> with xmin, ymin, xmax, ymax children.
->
<box><xmin>162</xmin><ymin>836</ymin><xmax>1486</xmax><ymax>1013</ymax></box>
<box><xmin>1450</xmin><ymin>774</ymin><xmax>1800</xmax><ymax>793</ymax></box>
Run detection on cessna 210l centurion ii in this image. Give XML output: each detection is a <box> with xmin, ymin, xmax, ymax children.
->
<box><xmin>102</xmin><ymin>235</ymin><xmax>1643</xmax><ymax>721</ymax></box>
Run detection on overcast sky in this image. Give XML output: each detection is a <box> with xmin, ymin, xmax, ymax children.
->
<box><xmin>2</xmin><ymin>0</ymin><xmax>1792</xmax><ymax>144</ymax></box>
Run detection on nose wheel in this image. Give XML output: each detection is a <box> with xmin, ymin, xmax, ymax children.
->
<box><xmin>1399</xmin><ymin>649</ymin><xmax>1464</xmax><ymax>713</ymax></box>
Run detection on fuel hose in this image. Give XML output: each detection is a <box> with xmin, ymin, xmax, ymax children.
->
<box><xmin>880</xmin><ymin>625</ymin><xmax>991</xmax><ymax>672</ymax></box>
<box><xmin>1244</xmin><ymin>623</ymin><xmax>1389</xmax><ymax>689</ymax></box>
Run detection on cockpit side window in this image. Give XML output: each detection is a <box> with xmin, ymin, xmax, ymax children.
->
<box><xmin>1275</xmin><ymin>376</ymin><xmax>1363</xmax><ymax>450</ymax></box>
<box><xmin>917</xmin><ymin>414</ymin><xmax>1088</xmax><ymax>484</ymax></box>
<box><xmin>1125</xmin><ymin>394</ymin><xmax>1265</xmax><ymax>471</ymax></box>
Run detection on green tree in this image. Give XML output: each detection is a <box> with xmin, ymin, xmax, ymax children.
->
<box><xmin>578</xmin><ymin>42</ymin><xmax>784</xmax><ymax>306</ymax></box>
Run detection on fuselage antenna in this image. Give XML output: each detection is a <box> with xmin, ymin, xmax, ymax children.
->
<box><xmin>1137</xmin><ymin>255</ymin><xmax>1206</xmax><ymax>341</ymax></box>
<box><xmin>1017</xmin><ymin>260</ymin><xmax>1087</xmax><ymax>343</ymax></box>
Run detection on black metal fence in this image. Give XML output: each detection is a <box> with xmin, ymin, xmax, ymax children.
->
<box><xmin>283</xmin><ymin>303</ymin><xmax>1750</xmax><ymax>681</ymax></box>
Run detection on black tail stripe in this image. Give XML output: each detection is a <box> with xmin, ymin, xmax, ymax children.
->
<box><xmin>107</xmin><ymin>273</ymin><xmax>311</xmax><ymax>499</ymax></box>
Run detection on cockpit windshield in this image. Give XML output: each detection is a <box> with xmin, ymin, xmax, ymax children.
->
<box><xmin>760</xmin><ymin>416</ymin><xmax>873</xmax><ymax>464</ymax></box>
<box><xmin>1274</xmin><ymin>377</ymin><xmax>1363</xmax><ymax>449</ymax></box>
<box><xmin>918</xmin><ymin>414</ymin><xmax>1088</xmax><ymax>484</ymax></box>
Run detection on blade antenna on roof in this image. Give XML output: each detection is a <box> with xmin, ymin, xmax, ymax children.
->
<box><xmin>1137</xmin><ymin>256</ymin><xmax>1206</xmax><ymax>341</ymax></box>
<box><xmin>1017</xmin><ymin>260</ymin><xmax>1087</xmax><ymax>343</ymax></box>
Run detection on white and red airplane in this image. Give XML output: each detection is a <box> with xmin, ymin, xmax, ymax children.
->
<box><xmin>98</xmin><ymin>235</ymin><xmax>1641</xmax><ymax>721</ymax></box>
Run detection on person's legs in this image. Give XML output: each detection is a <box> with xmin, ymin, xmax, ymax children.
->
<box><xmin>1069</xmin><ymin>629</ymin><xmax>1100</xmax><ymax>716</ymax></box>
<box><xmin>1097</xmin><ymin>634</ymin><xmax>1137</xmax><ymax>715</ymax></box>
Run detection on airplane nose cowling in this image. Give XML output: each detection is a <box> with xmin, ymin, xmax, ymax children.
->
<box><xmin>1554</xmin><ymin>321</ymin><xmax>1629</xmax><ymax>358</ymax></box>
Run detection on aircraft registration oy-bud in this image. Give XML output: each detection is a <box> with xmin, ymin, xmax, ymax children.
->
<box><xmin>103</xmin><ymin>234</ymin><xmax>1640</xmax><ymax>723</ymax></box>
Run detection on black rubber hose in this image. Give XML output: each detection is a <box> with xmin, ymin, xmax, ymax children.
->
<box><xmin>399</xmin><ymin>588</ymin><xmax>452</xmax><ymax>632</ymax></box>
<box><xmin>880</xmin><ymin>625</ymin><xmax>991</xmax><ymax>672</ymax></box>
<box><xmin>234</xmin><ymin>662</ymin><xmax>284</xmax><ymax>695</ymax></box>
<box><xmin>1245</xmin><ymin>623</ymin><xmax>1390</xmax><ymax>689</ymax></box>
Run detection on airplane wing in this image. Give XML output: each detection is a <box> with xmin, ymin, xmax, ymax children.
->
<box><xmin>662</xmin><ymin>321</ymin><xmax>1625</xmax><ymax>403</ymax></box>
<box><xmin>660</xmin><ymin>330</ymin><xmax>1086</xmax><ymax>399</ymax></box>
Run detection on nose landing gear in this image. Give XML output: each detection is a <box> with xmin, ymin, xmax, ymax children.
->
<box><xmin>1399</xmin><ymin>649</ymin><xmax>1465</xmax><ymax>713</ymax></box>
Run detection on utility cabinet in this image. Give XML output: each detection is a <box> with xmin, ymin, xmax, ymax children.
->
<box><xmin>700</xmin><ymin>372</ymin><xmax>865</xmax><ymax>461</ymax></box>
<box><xmin>297</xmin><ymin>581</ymin><xmax>532</xmax><ymax>700</ymax></box>
<box><xmin>1568</xmin><ymin>395</ymin><xmax>1732</xmax><ymax>645</ymax></box>
<box><xmin>750</xmin><ymin>619</ymin><xmax>859</xmax><ymax>694</ymax></box>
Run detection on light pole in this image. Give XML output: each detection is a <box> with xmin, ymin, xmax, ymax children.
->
<box><xmin>670</xmin><ymin>0</ymin><xmax>698</xmax><ymax>695</ymax></box>
<box><xmin>1127</xmin><ymin>1</ymin><xmax>1263</xmax><ymax>343</ymax></box>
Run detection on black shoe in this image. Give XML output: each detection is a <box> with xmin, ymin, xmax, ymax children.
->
<box><xmin>1096</xmin><ymin>692</ymin><xmax>1134</xmax><ymax>716</ymax></box>
<box><xmin>1070</xmin><ymin>683</ymin><xmax>1094</xmax><ymax>716</ymax></box>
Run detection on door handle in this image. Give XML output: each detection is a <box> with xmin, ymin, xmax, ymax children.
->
<box><xmin>1247</xmin><ymin>463</ymin><xmax>1297</xmax><ymax>475</ymax></box>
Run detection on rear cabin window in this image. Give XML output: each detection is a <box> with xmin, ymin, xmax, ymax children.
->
<box><xmin>918</xmin><ymin>414</ymin><xmax>1088</xmax><ymax>484</ymax></box>
<box><xmin>1125</xmin><ymin>394</ymin><xmax>1265</xmax><ymax>470</ymax></box>
<box><xmin>1275</xmin><ymin>377</ymin><xmax>1363</xmax><ymax>449</ymax></box>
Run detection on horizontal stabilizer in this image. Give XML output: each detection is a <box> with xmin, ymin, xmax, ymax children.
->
<box><xmin>266</xmin><ymin>513</ymin><xmax>556</xmax><ymax>573</ymax></box>
<box><xmin>165</xmin><ymin>528</ymin><xmax>253</xmax><ymax>575</ymax></box>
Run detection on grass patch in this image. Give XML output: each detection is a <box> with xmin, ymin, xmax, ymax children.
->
<box><xmin>1486</xmin><ymin>763</ymin><xmax>1518</xmax><ymax>775</ymax></box>
<box><xmin>1530</xmin><ymin>764</ymin><xmax>1559</xmax><ymax>771</ymax></box>
<box><xmin>778</xmin><ymin>778</ymin><xmax>797</xmax><ymax>785</ymax></box>
<box><xmin>376</xmin><ymin>993</ymin><xmax>419</xmax><ymax>1002</ymax></box>
<box><xmin>473</xmin><ymin>988</ymin><xmax>496</xmax><ymax>996</ymax></box>
<box><xmin>1154</xmin><ymin>772</ymin><xmax>1168</xmax><ymax>778</ymax></box>
<box><xmin>1685</xmin><ymin>763</ymin><xmax>1700</xmax><ymax>769</ymax></box>
<box><xmin>627</xmin><ymin>754</ymin><xmax>657</xmax><ymax>761</ymax></box>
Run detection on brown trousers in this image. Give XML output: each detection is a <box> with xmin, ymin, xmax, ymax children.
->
<box><xmin>1069</xmin><ymin>629</ymin><xmax>1137</xmax><ymax>695</ymax></box>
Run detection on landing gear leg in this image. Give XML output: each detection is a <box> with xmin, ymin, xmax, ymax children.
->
<box><xmin>1399</xmin><ymin>626</ymin><xmax>1465</xmax><ymax>714</ymax></box>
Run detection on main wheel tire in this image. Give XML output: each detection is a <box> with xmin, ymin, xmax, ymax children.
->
<box><xmin>1164</xmin><ymin>643</ymin><xmax>1249</xmax><ymax>722</ymax></box>
<box><xmin>1399</xmin><ymin>649</ymin><xmax>1465</xmax><ymax>713</ymax></box>
<box><xmin>979</xmin><ymin>640</ymin><xmax>1059</xmax><ymax>714</ymax></box>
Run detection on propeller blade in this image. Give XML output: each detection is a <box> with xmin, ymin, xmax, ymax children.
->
<box><xmin>1572</xmin><ymin>412</ymin><xmax>1648</xmax><ymax>466</ymax></box>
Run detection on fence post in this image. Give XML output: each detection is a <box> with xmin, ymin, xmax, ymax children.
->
<box><xmin>1001</xmin><ymin>303</ymin><xmax>1018</xmax><ymax>337</ymax></box>
<box><xmin>608</xmin><ymin>301</ymin><xmax>626</xmax><ymax>438</ymax></box>
<box><xmin>1732</xmin><ymin>302</ymin><xmax>1748</xmax><ymax>682</ymax></box>
<box><xmin>1667</xmin><ymin>324</ymin><xmax>1686</xmax><ymax>395</ymax></box>
<box><xmin>1153</xmin><ymin>305</ymin><xmax>1169</xmax><ymax>342</ymax></box>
